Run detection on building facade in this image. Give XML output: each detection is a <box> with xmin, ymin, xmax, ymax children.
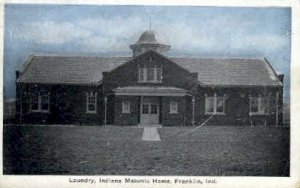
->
<box><xmin>15</xmin><ymin>30</ymin><xmax>284</xmax><ymax>126</ymax></box>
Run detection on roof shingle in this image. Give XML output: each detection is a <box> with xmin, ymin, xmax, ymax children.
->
<box><xmin>17</xmin><ymin>55</ymin><xmax>130</xmax><ymax>85</ymax></box>
<box><xmin>170</xmin><ymin>57</ymin><xmax>282</xmax><ymax>87</ymax></box>
<box><xmin>17</xmin><ymin>54</ymin><xmax>282</xmax><ymax>87</ymax></box>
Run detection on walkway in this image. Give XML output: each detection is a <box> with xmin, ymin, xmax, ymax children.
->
<box><xmin>142</xmin><ymin>127</ymin><xmax>161</xmax><ymax>141</ymax></box>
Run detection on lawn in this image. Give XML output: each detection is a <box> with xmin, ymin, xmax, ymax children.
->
<box><xmin>3</xmin><ymin>125</ymin><xmax>289</xmax><ymax>176</ymax></box>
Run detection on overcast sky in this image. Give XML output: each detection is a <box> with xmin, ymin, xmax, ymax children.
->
<box><xmin>4</xmin><ymin>4</ymin><xmax>291</xmax><ymax>100</ymax></box>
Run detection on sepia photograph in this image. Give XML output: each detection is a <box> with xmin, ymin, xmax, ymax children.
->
<box><xmin>1</xmin><ymin>1</ymin><xmax>297</xmax><ymax>187</ymax></box>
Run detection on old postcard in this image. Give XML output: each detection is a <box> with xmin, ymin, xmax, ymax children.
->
<box><xmin>0</xmin><ymin>0</ymin><xmax>299</xmax><ymax>188</ymax></box>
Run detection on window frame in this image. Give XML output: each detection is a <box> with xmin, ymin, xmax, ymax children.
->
<box><xmin>169</xmin><ymin>101</ymin><xmax>178</xmax><ymax>114</ymax></box>
<box><xmin>30</xmin><ymin>90</ymin><xmax>50</xmax><ymax>113</ymax></box>
<box><xmin>142</xmin><ymin>103</ymin><xmax>149</xmax><ymax>114</ymax></box>
<box><xmin>138</xmin><ymin>66</ymin><xmax>162</xmax><ymax>83</ymax></box>
<box><xmin>249</xmin><ymin>94</ymin><xmax>269</xmax><ymax>116</ymax></box>
<box><xmin>86</xmin><ymin>92</ymin><xmax>97</xmax><ymax>114</ymax></box>
<box><xmin>205</xmin><ymin>93</ymin><xmax>226</xmax><ymax>115</ymax></box>
<box><xmin>150</xmin><ymin>104</ymin><xmax>158</xmax><ymax>114</ymax></box>
<box><xmin>122</xmin><ymin>100</ymin><xmax>131</xmax><ymax>114</ymax></box>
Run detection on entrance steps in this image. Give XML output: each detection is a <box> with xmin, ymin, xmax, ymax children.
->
<box><xmin>138</xmin><ymin>124</ymin><xmax>162</xmax><ymax>128</ymax></box>
<box><xmin>142</xmin><ymin>127</ymin><xmax>161</xmax><ymax>141</ymax></box>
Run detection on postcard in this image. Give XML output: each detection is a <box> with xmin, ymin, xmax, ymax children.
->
<box><xmin>1</xmin><ymin>0</ymin><xmax>299</xmax><ymax>188</ymax></box>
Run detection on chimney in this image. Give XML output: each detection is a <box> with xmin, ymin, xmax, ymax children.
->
<box><xmin>16</xmin><ymin>71</ymin><xmax>20</xmax><ymax>79</ymax></box>
<box><xmin>191</xmin><ymin>72</ymin><xmax>198</xmax><ymax>81</ymax></box>
<box><xmin>277</xmin><ymin>74</ymin><xmax>284</xmax><ymax>83</ymax></box>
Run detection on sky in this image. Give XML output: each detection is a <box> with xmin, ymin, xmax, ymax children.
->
<box><xmin>3</xmin><ymin>4</ymin><xmax>291</xmax><ymax>101</ymax></box>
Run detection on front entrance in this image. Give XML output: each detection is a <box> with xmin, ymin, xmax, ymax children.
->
<box><xmin>140</xmin><ymin>97</ymin><xmax>159</xmax><ymax>124</ymax></box>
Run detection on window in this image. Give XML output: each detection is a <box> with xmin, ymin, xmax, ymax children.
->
<box><xmin>31</xmin><ymin>94</ymin><xmax>39</xmax><ymax>111</ymax></box>
<box><xmin>142</xmin><ymin>103</ymin><xmax>158</xmax><ymax>114</ymax></box>
<box><xmin>205</xmin><ymin>93</ymin><xmax>225</xmax><ymax>115</ymax></box>
<box><xmin>138</xmin><ymin>67</ymin><xmax>162</xmax><ymax>83</ymax></box>
<box><xmin>142</xmin><ymin>104</ymin><xmax>149</xmax><ymax>114</ymax></box>
<box><xmin>122</xmin><ymin>100</ymin><xmax>131</xmax><ymax>113</ymax></box>
<box><xmin>249</xmin><ymin>95</ymin><xmax>269</xmax><ymax>115</ymax></box>
<box><xmin>216</xmin><ymin>97</ymin><xmax>224</xmax><ymax>113</ymax></box>
<box><xmin>139</xmin><ymin>68</ymin><xmax>144</xmax><ymax>82</ymax></box>
<box><xmin>170</xmin><ymin>101</ymin><xmax>178</xmax><ymax>114</ymax></box>
<box><xmin>205</xmin><ymin>97</ymin><xmax>214</xmax><ymax>113</ymax></box>
<box><xmin>150</xmin><ymin>104</ymin><xmax>158</xmax><ymax>114</ymax></box>
<box><xmin>41</xmin><ymin>94</ymin><xmax>50</xmax><ymax>111</ymax></box>
<box><xmin>86</xmin><ymin>92</ymin><xmax>97</xmax><ymax>113</ymax></box>
<box><xmin>156</xmin><ymin>68</ymin><xmax>162</xmax><ymax>82</ymax></box>
<box><xmin>30</xmin><ymin>90</ymin><xmax>50</xmax><ymax>112</ymax></box>
<box><xmin>147</xmin><ymin>68</ymin><xmax>155</xmax><ymax>81</ymax></box>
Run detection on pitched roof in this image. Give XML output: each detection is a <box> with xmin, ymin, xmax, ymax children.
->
<box><xmin>17</xmin><ymin>53</ymin><xmax>282</xmax><ymax>87</ymax></box>
<box><xmin>17</xmin><ymin>55</ymin><xmax>130</xmax><ymax>85</ymax></box>
<box><xmin>170</xmin><ymin>57</ymin><xmax>282</xmax><ymax>87</ymax></box>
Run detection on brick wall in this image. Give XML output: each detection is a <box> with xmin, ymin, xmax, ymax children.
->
<box><xmin>16</xmin><ymin>84</ymin><xmax>103</xmax><ymax>125</ymax></box>
<box><xmin>102</xmin><ymin>51</ymin><xmax>198</xmax><ymax>95</ymax></box>
<box><xmin>161</xmin><ymin>96</ymin><xmax>186</xmax><ymax>126</ymax></box>
<box><xmin>102</xmin><ymin>50</ymin><xmax>198</xmax><ymax>126</ymax></box>
<box><xmin>114</xmin><ymin>95</ymin><xmax>139</xmax><ymax>126</ymax></box>
<box><xmin>192</xmin><ymin>86</ymin><xmax>283</xmax><ymax>126</ymax></box>
<box><xmin>16</xmin><ymin>51</ymin><xmax>284</xmax><ymax>126</ymax></box>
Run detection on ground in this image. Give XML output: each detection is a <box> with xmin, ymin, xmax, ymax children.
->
<box><xmin>3</xmin><ymin>125</ymin><xmax>289</xmax><ymax>176</ymax></box>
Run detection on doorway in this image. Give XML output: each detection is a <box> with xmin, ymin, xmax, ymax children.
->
<box><xmin>140</xmin><ymin>97</ymin><xmax>159</xmax><ymax>124</ymax></box>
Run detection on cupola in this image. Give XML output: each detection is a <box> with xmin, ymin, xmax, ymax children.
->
<box><xmin>130</xmin><ymin>30</ymin><xmax>171</xmax><ymax>57</ymax></box>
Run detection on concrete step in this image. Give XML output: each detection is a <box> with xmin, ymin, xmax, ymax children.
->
<box><xmin>142</xmin><ymin>127</ymin><xmax>161</xmax><ymax>141</ymax></box>
<box><xmin>138</xmin><ymin>124</ymin><xmax>162</xmax><ymax>128</ymax></box>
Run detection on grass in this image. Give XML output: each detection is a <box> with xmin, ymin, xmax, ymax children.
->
<box><xmin>3</xmin><ymin>125</ymin><xmax>289</xmax><ymax>176</ymax></box>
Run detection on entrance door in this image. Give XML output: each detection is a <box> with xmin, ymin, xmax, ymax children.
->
<box><xmin>140</xmin><ymin>97</ymin><xmax>159</xmax><ymax>124</ymax></box>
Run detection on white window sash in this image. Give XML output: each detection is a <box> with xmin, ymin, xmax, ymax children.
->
<box><xmin>122</xmin><ymin>101</ymin><xmax>131</xmax><ymax>113</ymax></box>
<box><xmin>40</xmin><ymin>93</ymin><xmax>50</xmax><ymax>112</ymax></box>
<box><xmin>157</xmin><ymin>68</ymin><xmax>162</xmax><ymax>81</ymax></box>
<box><xmin>30</xmin><ymin>91</ymin><xmax>50</xmax><ymax>113</ymax></box>
<box><xmin>249</xmin><ymin>95</ymin><xmax>268</xmax><ymax>116</ymax></box>
<box><xmin>205</xmin><ymin>96</ymin><xmax>214</xmax><ymax>114</ymax></box>
<box><xmin>138</xmin><ymin>67</ymin><xmax>144</xmax><ymax>82</ymax></box>
<box><xmin>169</xmin><ymin>101</ymin><xmax>178</xmax><ymax>114</ymax></box>
<box><xmin>258</xmin><ymin>97</ymin><xmax>263</xmax><ymax>113</ymax></box>
<box><xmin>143</xmin><ymin>68</ymin><xmax>147</xmax><ymax>82</ymax></box>
<box><xmin>86</xmin><ymin>92</ymin><xmax>97</xmax><ymax>114</ymax></box>
<box><xmin>205</xmin><ymin>93</ymin><xmax>225</xmax><ymax>115</ymax></box>
<box><xmin>138</xmin><ymin>67</ymin><xmax>162</xmax><ymax>83</ymax></box>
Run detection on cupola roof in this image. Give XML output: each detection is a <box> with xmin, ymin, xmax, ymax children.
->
<box><xmin>135</xmin><ymin>30</ymin><xmax>159</xmax><ymax>44</ymax></box>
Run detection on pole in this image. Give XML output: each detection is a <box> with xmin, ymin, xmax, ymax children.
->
<box><xmin>19</xmin><ymin>84</ymin><xmax>22</xmax><ymax>124</ymax></box>
<box><xmin>192</xmin><ymin>96</ymin><xmax>195</xmax><ymax>127</ymax></box>
<box><xmin>104</xmin><ymin>96</ymin><xmax>107</xmax><ymax>126</ymax></box>
<box><xmin>276</xmin><ymin>91</ymin><xmax>279</xmax><ymax>127</ymax></box>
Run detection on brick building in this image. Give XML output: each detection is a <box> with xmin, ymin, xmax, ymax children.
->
<box><xmin>15</xmin><ymin>30</ymin><xmax>284</xmax><ymax>126</ymax></box>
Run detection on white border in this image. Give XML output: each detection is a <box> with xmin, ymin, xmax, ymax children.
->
<box><xmin>0</xmin><ymin>0</ymin><xmax>299</xmax><ymax>188</ymax></box>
